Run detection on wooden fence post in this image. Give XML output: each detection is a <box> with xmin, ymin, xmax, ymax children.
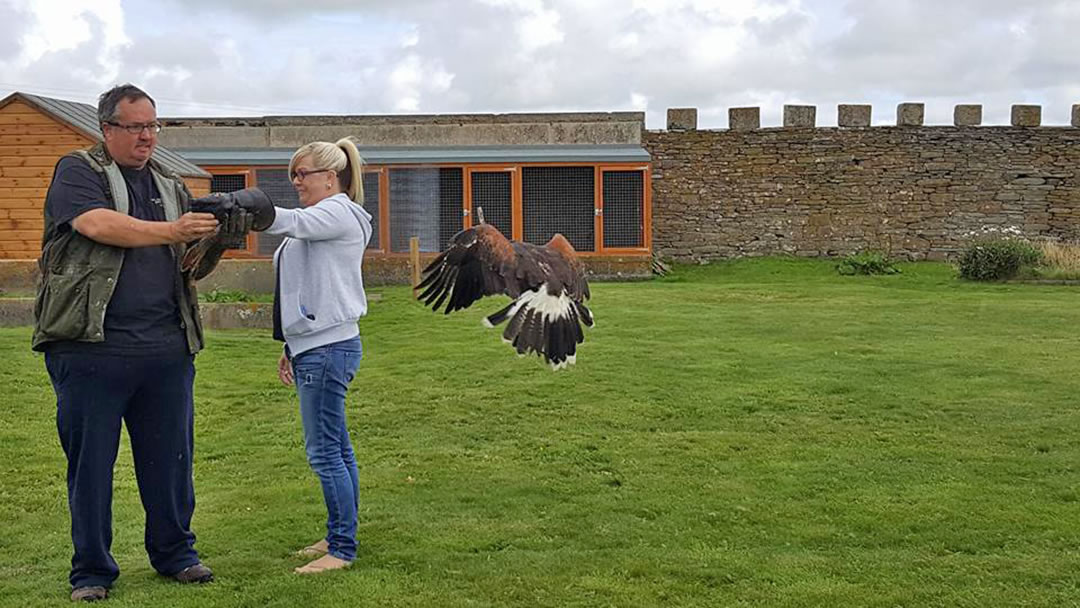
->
<box><xmin>410</xmin><ymin>236</ymin><xmax>420</xmax><ymax>298</ymax></box>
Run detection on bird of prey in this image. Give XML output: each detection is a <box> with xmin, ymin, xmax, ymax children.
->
<box><xmin>181</xmin><ymin>188</ymin><xmax>275</xmax><ymax>280</ymax></box>
<box><xmin>416</xmin><ymin>209</ymin><xmax>594</xmax><ymax>370</ymax></box>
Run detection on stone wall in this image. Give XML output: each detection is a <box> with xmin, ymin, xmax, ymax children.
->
<box><xmin>647</xmin><ymin>104</ymin><xmax>1080</xmax><ymax>261</ymax></box>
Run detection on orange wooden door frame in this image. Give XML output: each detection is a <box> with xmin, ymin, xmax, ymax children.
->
<box><xmin>193</xmin><ymin>161</ymin><xmax>651</xmax><ymax>257</ymax></box>
<box><xmin>464</xmin><ymin>166</ymin><xmax>518</xmax><ymax>239</ymax></box>
<box><xmin>597</xmin><ymin>164</ymin><xmax>651</xmax><ymax>254</ymax></box>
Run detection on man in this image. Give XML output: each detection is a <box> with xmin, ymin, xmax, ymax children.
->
<box><xmin>33</xmin><ymin>84</ymin><xmax>234</xmax><ymax>602</ymax></box>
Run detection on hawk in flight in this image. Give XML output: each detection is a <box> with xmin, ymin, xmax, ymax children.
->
<box><xmin>416</xmin><ymin>210</ymin><xmax>594</xmax><ymax>370</ymax></box>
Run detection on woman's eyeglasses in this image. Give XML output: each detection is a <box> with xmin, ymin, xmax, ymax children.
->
<box><xmin>291</xmin><ymin>168</ymin><xmax>330</xmax><ymax>181</ymax></box>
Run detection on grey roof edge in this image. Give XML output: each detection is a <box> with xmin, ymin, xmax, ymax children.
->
<box><xmin>160</xmin><ymin>111</ymin><xmax>646</xmax><ymax>128</ymax></box>
<box><xmin>173</xmin><ymin>145</ymin><xmax>652</xmax><ymax>167</ymax></box>
<box><xmin>1</xmin><ymin>91</ymin><xmax>211</xmax><ymax>179</ymax></box>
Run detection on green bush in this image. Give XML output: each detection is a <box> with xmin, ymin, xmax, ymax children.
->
<box><xmin>957</xmin><ymin>238</ymin><xmax>1043</xmax><ymax>280</ymax></box>
<box><xmin>836</xmin><ymin>251</ymin><xmax>901</xmax><ymax>276</ymax></box>
<box><xmin>200</xmin><ymin>288</ymin><xmax>255</xmax><ymax>303</ymax></box>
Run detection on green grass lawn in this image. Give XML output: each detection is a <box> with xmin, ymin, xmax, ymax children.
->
<box><xmin>1</xmin><ymin>258</ymin><xmax>1078</xmax><ymax>607</ymax></box>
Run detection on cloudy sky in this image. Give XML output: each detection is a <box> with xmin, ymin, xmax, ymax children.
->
<box><xmin>1</xmin><ymin>0</ymin><xmax>1078</xmax><ymax>129</ymax></box>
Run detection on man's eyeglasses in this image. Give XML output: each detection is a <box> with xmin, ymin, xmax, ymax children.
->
<box><xmin>291</xmin><ymin>168</ymin><xmax>330</xmax><ymax>181</ymax></box>
<box><xmin>105</xmin><ymin>121</ymin><xmax>163</xmax><ymax>134</ymax></box>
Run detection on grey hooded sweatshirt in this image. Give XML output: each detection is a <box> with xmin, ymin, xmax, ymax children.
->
<box><xmin>267</xmin><ymin>192</ymin><xmax>373</xmax><ymax>356</ymax></box>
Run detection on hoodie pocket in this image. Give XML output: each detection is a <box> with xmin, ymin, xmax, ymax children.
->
<box><xmin>282</xmin><ymin>289</ymin><xmax>320</xmax><ymax>335</ymax></box>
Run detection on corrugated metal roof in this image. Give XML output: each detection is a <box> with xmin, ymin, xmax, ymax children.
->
<box><xmin>172</xmin><ymin>145</ymin><xmax>651</xmax><ymax>166</ymax></box>
<box><xmin>7</xmin><ymin>92</ymin><xmax>211</xmax><ymax>179</ymax></box>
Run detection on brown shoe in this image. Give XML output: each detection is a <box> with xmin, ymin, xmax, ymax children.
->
<box><xmin>172</xmin><ymin>562</ymin><xmax>214</xmax><ymax>584</ymax></box>
<box><xmin>70</xmin><ymin>586</ymin><xmax>108</xmax><ymax>602</ymax></box>
<box><xmin>294</xmin><ymin>554</ymin><xmax>351</xmax><ymax>574</ymax></box>
<box><xmin>296</xmin><ymin>539</ymin><xmax>329</xmax><ymax>558</ymax></box>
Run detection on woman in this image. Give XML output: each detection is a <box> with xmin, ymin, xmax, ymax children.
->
<box><xmin>265</xmin><ymin>136</ymin><xmax>372</xmax><ymax>574</ymax></box>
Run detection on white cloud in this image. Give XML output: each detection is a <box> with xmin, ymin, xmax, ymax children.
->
<box><xmin>517</xmin><ymin>6</ymin><xmax>563</xmax><ymax>52</ymax></box>
<box><xmin>0</xmin><ymin>0</ymin><xmax>1077</xmax><ymax>127</ymax></box>
<box><xmin>0</xmin><ymin>0</ymin><xmax>128</xmax><ymax>101</ymax></box>
<box><xmin>18</xmin><ymin>0</ymin><xmax>127</xmax><ymax>61</ymax></box>
<box><xmin>387</xmin><ymin>53</ymin><xmax>454</xmax><ymax>113</ymax></box>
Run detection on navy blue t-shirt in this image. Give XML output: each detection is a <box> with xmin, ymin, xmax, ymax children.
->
<box><xmin>43</xmin><ymin>156</ymin><xmax>187</xmax><ymax>356</ymax></box>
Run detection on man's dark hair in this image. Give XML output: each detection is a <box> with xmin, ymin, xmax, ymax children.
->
<box><xmin>97</xmin><ymin>84</ymin><xmax>155</xmax><ymax>129</ymax></box>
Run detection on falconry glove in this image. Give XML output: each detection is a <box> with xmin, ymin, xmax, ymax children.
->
<box><xmin>190</xmin><ymin>187</ymin><xmax>276</xmax><ymax>233</ymax></box>
<box><xmin>219</xmin><ymin>207</ymin><xmax>254</xmax><ymax>249</ymax></box>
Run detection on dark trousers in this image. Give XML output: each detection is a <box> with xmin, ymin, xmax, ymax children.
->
<box><xmin>46</xmin><ymin>351</ymin><xmax>201</xmax><ymax>589</ymax></box>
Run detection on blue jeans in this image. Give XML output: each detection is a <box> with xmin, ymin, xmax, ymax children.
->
<box><xmin>291</xmin><ymin>337</ymin><xmax>363</xmax><ymax>561</ymax></box>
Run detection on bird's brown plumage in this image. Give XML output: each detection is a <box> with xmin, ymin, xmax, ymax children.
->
<box><xmin>416</xmin><ymin>223</ymin><xmax>594</xmax><ymax>369</ymax></box>
<box><xmin>180</xmin><ymin>229</ymin><xmax>230</xmax><ymax>280</ymax></box>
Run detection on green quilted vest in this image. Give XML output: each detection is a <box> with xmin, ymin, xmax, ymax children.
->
<box><xmin>31</xmin><ymin>143</ymin><xmax>204</xmax><ymax>353</ymax></box>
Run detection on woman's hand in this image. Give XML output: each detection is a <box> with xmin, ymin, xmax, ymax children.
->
<box><xmin>278</xmin><ymin>351</ymin><xmax>294</xmax><ymax>386</ymax></box>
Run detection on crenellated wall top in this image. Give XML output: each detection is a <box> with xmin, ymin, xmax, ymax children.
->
<box><xmin>664</xmin><ymin>104</ymin><xmax>1080</xmax><ymax>131</ymax></box>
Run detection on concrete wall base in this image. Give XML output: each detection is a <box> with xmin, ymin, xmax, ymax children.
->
<box><xmin>0</xmin><ymin>299</ymin><xmax>278</xmax><ymax>329</ymax></box>
<box><xmin>2</xmin><ymin>255</ymin><xmax>652</xmax><ymax>294</ymax></box>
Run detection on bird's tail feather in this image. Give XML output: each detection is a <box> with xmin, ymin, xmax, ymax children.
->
<box><xmin>574</xmin><ymin>301</ymin><xmax>594</xmax><ymax>327</ymax></box>
<box><xmin>484</xmin><ymin>301</ymin><xmax>516</xmax><ymax>328</ymax></box>
<box><xmin>495</xmin><ymin>286</ymin><xmax>590</xmax><ymax>370</ymax></box>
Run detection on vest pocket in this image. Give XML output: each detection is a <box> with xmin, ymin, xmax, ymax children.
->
<box><xmin>38</xmin><ymin>267</ymin><xmax>93</xmax><ymax>339</ymax></box>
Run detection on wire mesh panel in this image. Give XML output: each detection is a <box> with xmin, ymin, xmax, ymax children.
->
<box><xmin>602</xmin><ymin>170</ymin><xmax>645</xmax><ymax>248</ymax></box>
<box><xmin>210</xmin><ymin>174</ymin><xmax>246</xmax><ymax>193</ymax></box>
<box><xmin>439</xmin><ymin>168</ymin><xmax>464</xmax><ymax>249</ymax></box>
<box><xmin>389</xmin><ymin>168</ymin><xmax>463</xmax><ymax>252</ymax></box>
<box><xmin>522</xmin><ymin>166</ymin><xmax>595</xmax><ymax>252</ymax></box>
<box><xmin>362</xmin><ymin>172</ymin><xmax>380</xmax><ymax>250</ymax></box>
<box><xmin>254</xmin><ymin>169</ymin><xmax>300</xmax><ymax>257</ymax></box>
<box><xmin>210</xmin><ymin>174</ymin><xmax>251</xmax><ymax>251</ymax></box>
<box><xmin>470</xmin><ymin>171</ymin><xmax>512</xmax><ymax>238</ymax></box>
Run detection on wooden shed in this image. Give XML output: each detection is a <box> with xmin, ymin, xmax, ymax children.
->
<box><xmin>0</xmin><ymin>92</ymin><xmax>212</xmax><ymax>260</ymax></box>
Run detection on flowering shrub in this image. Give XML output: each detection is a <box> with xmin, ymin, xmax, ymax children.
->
<box><xmin>957</xmin><ymin>226</ymin><xmax>1042</xmax><ymax>280</ymax></box>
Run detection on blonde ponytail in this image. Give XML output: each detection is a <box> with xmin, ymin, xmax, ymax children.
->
<box><xmin>336</xmin><ymin>136</ymin><xmax>365</xmax><ymax>203</ymax></box>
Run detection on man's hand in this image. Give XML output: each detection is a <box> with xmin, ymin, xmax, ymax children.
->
<box><xmin>171</xmin><ymin>212</ymin><xmax>219</xmax><ymax>242</ymax></box>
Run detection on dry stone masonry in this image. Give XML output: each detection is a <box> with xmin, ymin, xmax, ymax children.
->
<box><xmin>953</xmin><ymin>105</ymin><xmax>982</xmax><ymax>126</ymax></box>
<box><xmin>729</xmin><ymin>107</ymin><xmax>761</xmax><ymax>131</ymax></box>
<box><xmin>838</xmin><ymin>105</ymin><xmax>871</xmax><ymax>128</ymax></box>
<box><xmin>783</xmin><ymin>105</ymin><xmax>816</xmax><ymax>128</ymax></box>
<box><xmin>666</xmin><ymin>108</ymin><xmax>698</xmax><ymax>132</ymax></box>
<box><xmin>646</xmin><ymin>103</ymin><xmax>1080</xmax><ymax>261</ymax></box>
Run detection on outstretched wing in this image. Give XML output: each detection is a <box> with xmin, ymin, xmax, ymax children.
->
<box><xmin>416</xmin><ymin>223</ymin><xmax>517</xmax><ymax>314</ymax></box>
<box><xmin>180</xmin><ymin>230</ymin><xmax>229</xmax><ymax>280</ymax></box>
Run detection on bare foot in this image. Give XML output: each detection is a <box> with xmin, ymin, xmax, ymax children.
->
<box><xmin>296</xmin><ymin>539</ymin><xmax>329</xmax><ymax>557</ymax></box>
<box><xmin>294</xmin><ymin>554</ymin><xmax>352</xmax><ymax>574</ymax></box>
